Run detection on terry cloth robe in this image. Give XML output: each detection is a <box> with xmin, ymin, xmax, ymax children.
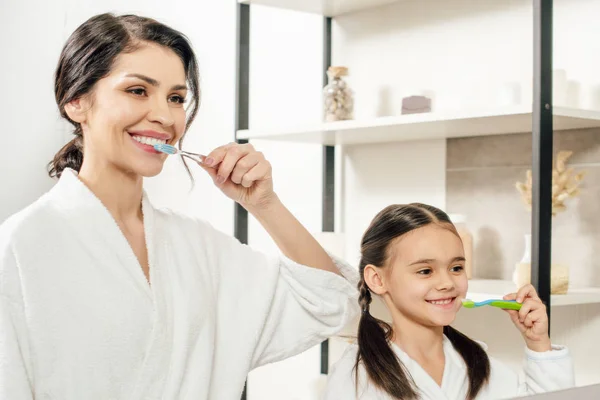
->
<box><xmin>0</xmin><ymin>168</ymin><xmax>360</xmax><ymax>400</ymax></box>
<box><xmin>323</xmin><ymin>335</ymin><xmax>575</xmax><ymax>400</ymax></box>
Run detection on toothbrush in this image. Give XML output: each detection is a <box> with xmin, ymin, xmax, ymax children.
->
<box><xmin>153</xmin><ymin>143</ymin><xmax>207</xmax><ymax>164</ymax></box>
<box><xmin>462</xmin><ymin>299</ymin><xmax>522</xmax><ymax>311</ymax></box>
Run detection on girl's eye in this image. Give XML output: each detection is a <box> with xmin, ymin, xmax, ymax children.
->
<box><xmin>169</xmin><ymin>95</ymin><xmax>186</xmax><ymax>104</ymax></box>
<box><xmin>451</xmin><ymin>265</ymin><xmax>464</xmax><ymax>272</ymax></box>
<box><xmin>128</xmin><ymin>88</ymin><xmax>147</xmax><ymax>96</ymax></box>
<box><xmin>417</xmin><ymin>269</ymin><xmax>432</xmax><ymax>276</ymax></box>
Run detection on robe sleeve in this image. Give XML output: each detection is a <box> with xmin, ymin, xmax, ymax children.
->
<box><xmin>323</xmin><ymin>344</ymin><xmax>372</xmax><ymax>400</ymax></box>
<box><xmin>203</xmin><ymin>220</ymin><xmax>360</xmax><ymax>370</ymax></box>
<box><xmin>0</xmin><ymin>242</ymin><xmax>34</xmax><ymax>399</ymax></box>
<box><xmin>517</xmin><ymin>344</ymin><xmax>575</xmax><ymax>394</ymax></box>
<box><xmin>252</xmin><ymin>252</ymin><xmax>360</xmax><ymax>368</ymax></box>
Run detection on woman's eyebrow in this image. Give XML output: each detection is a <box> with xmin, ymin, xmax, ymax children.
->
<box><xmin>125</xmin><ymin>73</ymin><xmax>187</xmax><ymax>91</ymax></box>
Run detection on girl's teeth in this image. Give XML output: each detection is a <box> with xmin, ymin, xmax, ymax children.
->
<box><xmin>430</xmin><ymin>299</ymin><xmax>452</xmax><ymax>305</ymax></box>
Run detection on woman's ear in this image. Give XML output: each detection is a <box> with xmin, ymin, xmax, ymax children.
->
<box><xmin>64</xmin><ymin>97</ymin><xmax>89</xmax><ymax>124</ymax></box>
<box><xmin>364</xmin><ymin>264</ymin><xmax>387</xmax><ymax>296</ymax></box>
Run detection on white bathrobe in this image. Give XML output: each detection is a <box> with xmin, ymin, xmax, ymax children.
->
<box><xmin>323</xmin><ymin>336</ymin><xmax>575</xmax><ymax>400</ymax></box>
<box><xmin>0</xmin><ymin>168</ymin><xmax>360</xmax><ymax>400</ymax></box>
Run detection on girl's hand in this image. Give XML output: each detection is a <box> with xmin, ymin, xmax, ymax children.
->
<box><xmin>503</xmin><ymin>284</ymin><xmax>552</xmax><ymax>352</ymax></box>
<box><xmin>200</xmin><ymin>142</ymin><xmax>276</xmax><ymax>211</ymax></box>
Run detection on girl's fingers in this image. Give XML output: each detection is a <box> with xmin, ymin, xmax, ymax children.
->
<box><xmin>515</xmin><ymin>284</ymin><xmax>541</xmax><ymax>303</ymax></box>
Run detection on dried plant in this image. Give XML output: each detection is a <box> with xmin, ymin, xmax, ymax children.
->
<box><xmin>515</xmin><ymin>150</ymin><xmax>586</xmax><ymax>216</ymax></box>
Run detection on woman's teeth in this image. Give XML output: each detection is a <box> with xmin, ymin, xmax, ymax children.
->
<box><xmin>132</xmin><ymin>135</ymin><xmax>167</xmax><ymax>146</ymax></box>
<box><xmin>428</xmin><ymin>298</ymin><xmax>454</xmax><ymax>305</ymax></box>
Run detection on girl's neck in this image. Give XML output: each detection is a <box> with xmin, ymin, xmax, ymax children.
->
<box><xmin>78</xmin><ymin>156</ymin><xmax>144</xmax><ymax>224</ymax></box>
<box><xmin>391</xmin><ymin>314</ymin><xmax>445</xmax><ymax>362</ymax></box>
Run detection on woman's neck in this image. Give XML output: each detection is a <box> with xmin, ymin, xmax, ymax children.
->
<box><xmin>78</xmin><ymin>157</ymin><xmax>144</xmax><ymax>224</ymax></box>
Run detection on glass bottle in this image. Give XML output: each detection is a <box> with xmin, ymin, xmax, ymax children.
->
<box><xmin>323</xmin><ymin>66</ymin><xmax>354</xmax><ymax>122</ymax></box>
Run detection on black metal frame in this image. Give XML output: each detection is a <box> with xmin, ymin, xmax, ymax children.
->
<box><xmin>532</xmin><ymin>0</ymin><xmax>553</xmax><ymax>327</ymax></box>
<box><xmin>235</xmin><ymin>4</ymin><xmax>250</xmax><ymax>400</ymax></box>
<box><xmin>320</xmin><ymin>16</ymin><xmax>334</xmax><ymax>375</ymax></box>
<box><xmin>234</xmin><ymin>1</ymin><xmax>555</xmax><ymax>397</ymax></box>
<box><xmin>235</xmin><ymin>3</ymin><xmax>250</xmax><ymax>247</ymax></box>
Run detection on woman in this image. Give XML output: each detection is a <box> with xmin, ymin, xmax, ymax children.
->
<box><xmin>0</xmin><ymin>13</ymin><xmax>359</xmax><ymax>399</ymax></box>
<box><xmin>324</xmin><ymin>204</ymin><xmax>574</xmax><ymax>399</ymax></box>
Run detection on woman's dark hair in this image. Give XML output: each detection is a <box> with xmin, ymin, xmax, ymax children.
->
<box><xmin>354</xmin><ymin>203</ymin><xmax>490</xmax><ymax>399</ymax></box>
<box><xmin>48</xmin><ymin>13</ymin><xmax>200</xmax><ymax>179</ymax></box>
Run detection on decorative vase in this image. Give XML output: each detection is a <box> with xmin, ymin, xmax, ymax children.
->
<box><xmin>512</xmin><ymin>233</ymin><xmax>570</xmax><ymax>294</ymax></box>
<box><xmin>323</xmin><ymin>66</ymin><xmax>354</xmax><ymax>122</ymax></box>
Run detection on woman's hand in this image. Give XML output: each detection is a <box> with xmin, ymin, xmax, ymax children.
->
<box><xmin>200</xmin><ymin>142</ymin><xmax>276</xmax><ymax>211</ymax></box>
<box><xmin>503</xmin><ymin>284</ymin><xmax>552</xmax><ymax>352</ymax></box>
<box><xmin>200</xmin><ymin>142</ymin><xmax>339</xmax><ymax>275</ymax></box>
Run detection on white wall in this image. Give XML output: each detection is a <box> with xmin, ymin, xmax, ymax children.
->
<box><xmin>0</xmin><ymin>0</ymin><xmax>72</xmax><ymax>223</ymax></box>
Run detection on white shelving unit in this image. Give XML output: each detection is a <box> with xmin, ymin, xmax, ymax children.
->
<box><xmin>236</xmin><ymin>0</ymin><xmax>600</xmax><ymax>394</ymax></box>
<box><xmin>467</xmin><ymin>279</ymin><xmax>600</xmax><ymax>307</ymax></box>
<box><xmin>238</xmin><ymin>0</ymin><xmax>400</xmax><ymax>17</ymax></box>
<box><xmin>238</xmin><ymin>106</ymin><xmax>600</xmax><ymax>145</ymax></box>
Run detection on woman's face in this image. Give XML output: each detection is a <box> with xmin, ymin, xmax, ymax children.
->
<box><xmin>372</xmin><ymin>224</ymin><xmax>468</xmax><ymax>328</ymax></box>
<box><xmin>68</xmin><ymin>42</ymin><xmax>188</xmax><ymax>177</ymax></box>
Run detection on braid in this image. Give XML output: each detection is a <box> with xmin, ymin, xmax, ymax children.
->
<box><xmin>354</xmin><ymin>277</ymin><xmax>418</xmax><ymax>399</ymax></box>
<box><xmin>358</xmin><ymin>279</ymin><xmax>373</xmax><ymax>314</ymax></box>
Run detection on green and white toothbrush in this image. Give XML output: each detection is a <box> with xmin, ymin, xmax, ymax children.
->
<box><xmin>461</xmin><ymin>299</ymin><xmax>522</xmax><ymax>311</ymax></box>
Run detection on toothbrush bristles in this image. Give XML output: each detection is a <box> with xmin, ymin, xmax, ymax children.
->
<box><xmin>154</xmin><ymin>143</ymin><xmax>178</xmax><ymax>155</ymax></box>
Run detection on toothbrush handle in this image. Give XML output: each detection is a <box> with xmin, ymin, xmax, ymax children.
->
<box><xmin>180</xmin><ymin>150</ymin><xmax>206</xmax><ymax>164</ymax></box>
<box><xmin>490</xmin><ymin>300</ymin><xmax>522</xmax><ymax>311</ymax></box>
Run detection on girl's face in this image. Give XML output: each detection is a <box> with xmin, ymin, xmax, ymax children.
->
<box><xmin>66</xmin><ymin>42</ymin><xmax>188</xmax><ymax>177</ymax></box>
<box><xmin>368</xmin><ymin>224</ymin><xmax>468</xmax><ymax>328</ymax></box>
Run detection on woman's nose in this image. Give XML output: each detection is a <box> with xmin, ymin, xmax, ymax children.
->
<box><xmin>148</xmin><ymin>99</ymin><xmax>175</xmax><ymax>127</ymax></box>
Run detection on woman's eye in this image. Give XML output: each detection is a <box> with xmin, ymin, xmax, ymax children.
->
<box><xmin>169</xmin><ymin>95</ymin><xmax>186</xmax><ymax>104</ymax></box>
<box><xmin>128</xmin><ymin>88</ymin><xmax>147</xmax><ymax>96</ymax></box>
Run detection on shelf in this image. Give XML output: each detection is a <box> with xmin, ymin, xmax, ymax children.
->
<box><xmin>237</xmin><ymin>106</ymin><xmax>600</xmax><ymax>146</ymax></box>
<box><xmin>238</xmin><ymin>0</ymin><xmax>400</xmax><ymax>17</ymax></box>
<box><xmin>467</xmin><ymin>279</ymin><xmax>600</xmax><ymax>307</ymax></box>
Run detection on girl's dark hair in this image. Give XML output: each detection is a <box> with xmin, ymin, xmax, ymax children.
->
<box><xmin>48</xmin><ymin>13</ymin><xmax>200</xmax><ymax>179</ymax></box>
<box><xmin>355</xmin><ymin>203</ymin><xmax>490</xmax><ymax>399</ymax></box>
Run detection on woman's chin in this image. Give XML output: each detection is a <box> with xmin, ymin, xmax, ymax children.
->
<box><xmin>128</xmin><ymin>161</ymin><xmax>165</xmax><ymax>178</ymax></box>
<box><xmin>140</xmin><ymin>166</ymin><xmax>164</xmax><ymax>178</ymax></box>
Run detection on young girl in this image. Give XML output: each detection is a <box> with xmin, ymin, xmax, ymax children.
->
<box><xmin>324</xmin><ymin>203</ymin><xmax>574</xmax><ymax>400</ymax></box>
<box><xmin>0</xmin><ymin>13</ymin><xmax>358</xmax><ymax>399</ymax></box>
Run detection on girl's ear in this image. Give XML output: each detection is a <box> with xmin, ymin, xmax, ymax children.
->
<box><xmin>364</xmin><ymin>264</ymin><xmax>387</xmax><ymax>296</ymax></box>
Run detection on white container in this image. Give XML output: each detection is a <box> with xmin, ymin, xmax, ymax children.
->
<box><xmin>449</xmin><ymin>214</ymin><xmax>474</xmax><ymax>279</ymax></box>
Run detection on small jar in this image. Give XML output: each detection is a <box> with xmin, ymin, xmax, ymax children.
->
<box><xmin>449</xmin><ymin>214</ymin><xmax>474</xmax><ymax>279</ymax></box>
<box><xmin>323</xmin><ymin>66</ymin><xmax>354</xmax><ymax>122</ymax></box>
